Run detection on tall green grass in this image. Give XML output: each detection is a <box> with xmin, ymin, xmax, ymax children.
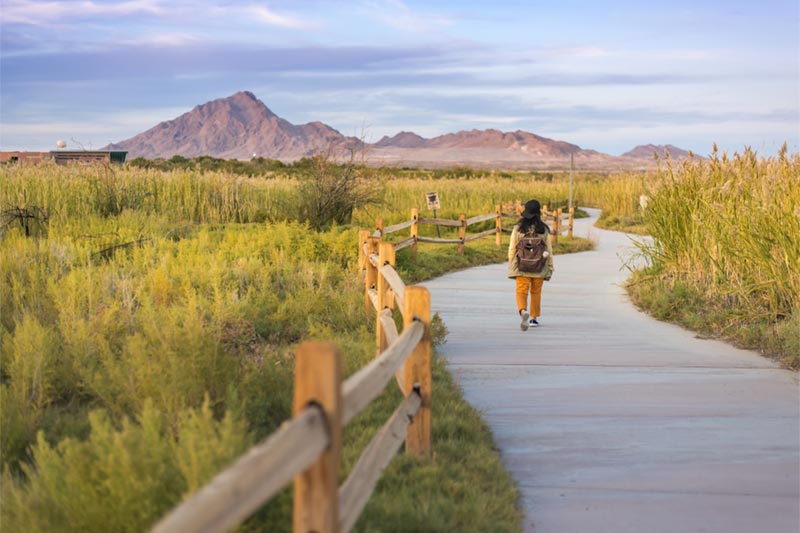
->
<box><xmin>1</xmin><ymin>162</ymin><xmax>300</xmax><ymax>225</ymax></box>
<box><xmin>630</xmin><ymin>146</ymin><xmax>800</xmax><ymax>366</ymax></box>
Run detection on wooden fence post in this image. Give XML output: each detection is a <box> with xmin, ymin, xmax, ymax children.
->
<box><xmin>376</xmin><ymin>241</ymin><xmax>396</xmax><ymax>354</ymax></box>
<box><xmin>458</xmin><ymin>213</ymin><xmax>466</xmax><ymax>254</ymax></box>
<box><xmin>410</xmin><ymin>208</ymin><xmax>419</xmax><ymax>261</ymax></box>
<box><xmin>403</xmin><ymin>286</ymin><xmax>431</xmax><ymax>458</ymax></box>
<box><xmin>293</xmin><ymin>342</ymin><xmax>342</xmax><ymax>533</ymax></box>
<box><xmin>357</xmin><ymin>229</ymin><xmax>370</xmax><ymax>274</ymax></box>
<box><xmin>553</xmin><ymin>209</ymin><xmax>560</xmax><ymax>244</ymax></box>
<box><xmin>495</xmin><ymin>204</ymin><xmax>502</xmax><ymax>247</ymax></box>
<box><xmin>568</xmin><ymin>207</ymin><xmax>574</xmax><ymax>238</ymax></box>
<box><xmin>364</xmin><ymin>236</ymin><xmax>380</xmax><ymax>319</ymax></box>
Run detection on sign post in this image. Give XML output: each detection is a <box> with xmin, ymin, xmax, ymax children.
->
<box><xmin>426</xmin><ymin>192</ymin><xmax>441</xmax><ymax>237</ymax></box>
<box><xmin>569</xmin><ymin>153</ymin><xmax>574</xmax><ymax>211</ymax></box>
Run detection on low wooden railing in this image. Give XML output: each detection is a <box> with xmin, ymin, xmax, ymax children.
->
<box><xmin>368</xmin><ymin>205</ymin><xmax>503</xmax><ymax>257</ymax></box>
<box><xmin>369</xmin><ymin>201</ymin><xmax>576</xmax><ymax>256</ymax></box>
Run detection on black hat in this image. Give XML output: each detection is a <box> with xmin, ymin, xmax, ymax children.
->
<box><xmin>522</xmin><ymin>199</ymin><xmax>541</xmax><ymax>219</ymax></box>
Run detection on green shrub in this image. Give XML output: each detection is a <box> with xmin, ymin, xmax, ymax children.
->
<box><xmin>0</xmin><ymin>315</ymin><xmax>66</xmax><ymax>467</ymax></box>
<box><xmin>1</xmin><ymin>400</ymin><xmax>250</xmax><ymax>533</ymax></box>
<box><xmin>295</xmin><ymin>148</ymin><xmax>383</xmax><ymax>230</ymax></box>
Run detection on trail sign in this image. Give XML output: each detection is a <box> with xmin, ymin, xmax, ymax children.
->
<box><xmin>426</xmin><ymin>192</ymin><xmax>442</xmax><ymax>237</ymax></box>
<box><xmin>426</xmin><ymin>192</ymin><xmax>440</xmax><ymax>210</ymax></box>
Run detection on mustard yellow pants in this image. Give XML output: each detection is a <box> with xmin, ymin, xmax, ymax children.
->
<box><xmin>516</xmin><ymin>277</ymin><xmax>544</xmax><ymax>317</ymax></box>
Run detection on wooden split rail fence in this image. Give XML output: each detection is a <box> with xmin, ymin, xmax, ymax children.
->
<box><xmin>151</xmin><ymin>199</ymin><xmax>575</xmax><ymax>533</ymax></box>
<box><xmin>365</xmin><ymin>200</ymin><xmax>575</xmax><ymax>257</ymax></box>
<box><xmin>367</xmin><ymin>207</ymin><xmax>500</xmax><ymax>256</ymax></box>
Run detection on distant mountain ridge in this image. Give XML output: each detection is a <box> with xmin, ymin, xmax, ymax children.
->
<box><xmin>108</xmin><ymin>91</ymin><xmax>692</xmax><ymax>169</ymax></box>
<box><xmin>375</xmin><ymin>131</ymin><xmax>427</xmax><ymax>148</ymax></box>
<box><xmin>622</xmin><ymin>144</ymin><xmax>691</xmax><ymax>159</ymax></box>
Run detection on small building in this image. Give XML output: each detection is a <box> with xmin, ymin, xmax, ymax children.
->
<box><xmin>50</xmin><ymin>150</ymin><xmax>128</xmax><ymax>165</ymax></box>
<box><xmin>0</xmin><ymin>151</ymin><xmax>51</xmax><ymax>164</ymax></box>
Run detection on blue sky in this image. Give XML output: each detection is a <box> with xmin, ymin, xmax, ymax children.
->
<box><xmin>1</xmin><ymin>0</ymin><xmax>798</xmax><ymax>156</ymax></box>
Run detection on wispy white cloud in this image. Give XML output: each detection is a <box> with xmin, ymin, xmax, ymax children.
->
<box><xmin>433</xmin><ymin>113</ymin><xmax>525</xmax><ymax>125</ymax></box>
<box><xmin>118</xmin><ymin>33</ymin><xmax>199</xmax><ymax>47</ymax></box>
<box><xmin>650</xmin><ymin>49</ymin><xmax>717</xmax><ymax>61</ymax></box>
<box><xmin>362</xmin><ymin>0</ymin><xmax>454</xmax><ymax>32</ymax></box>
<box><xmin>246</xmin><ymin>5</ymin><xmax>318</xmax><ymax>29</ymax></box>
<box><xmin>2</xmin><ymin>0</ymin><xmax>164</xmax><ymax>25</ymax></box>
<box><xmin>3</xmin><ymin>1</ymin><xmax>318</xmax><ymax>30</ymax></box>
<box><xmin>550</xmin><ymin>46</ymin><xmax>610</xmax><ymax>58</ymax></box>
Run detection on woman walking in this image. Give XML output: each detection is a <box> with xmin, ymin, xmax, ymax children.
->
<box><xmin>508</xmin><ymin>199</ymin><xmax>554</xmax><ymax>331</ymax></box>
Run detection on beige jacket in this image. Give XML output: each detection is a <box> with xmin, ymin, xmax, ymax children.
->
<box><xmin>507</xmin><ymin>225</ymin><xmax>554</xmax><ymax>279</ymax></box>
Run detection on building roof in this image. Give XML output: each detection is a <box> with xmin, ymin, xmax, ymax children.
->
<box><xmin>49</xmin><ymin>150</ymin><xmax>127</xmax><ymax>155</ymax></box>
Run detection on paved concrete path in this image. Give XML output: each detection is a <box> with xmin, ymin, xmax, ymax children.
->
<box><xmin>424</xmin><ymin>209</ymin><xmax>799</xmax><ymax>533</ymax></box>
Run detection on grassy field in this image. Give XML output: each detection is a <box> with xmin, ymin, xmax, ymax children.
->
<box><xmin>0</xmin><ymin>162</ymin><xmax>601</xmax><ymax>532</ymax></box>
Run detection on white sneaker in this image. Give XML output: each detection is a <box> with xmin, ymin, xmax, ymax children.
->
<box><xmin>529</xmin><ymin>318</ymin><xmax>540</xmax><ymax>327</ymax></box>
<box><xmin>520</xmin><ymin>310</ymin><xmax>530</xmax><ymax>331</ymax></box>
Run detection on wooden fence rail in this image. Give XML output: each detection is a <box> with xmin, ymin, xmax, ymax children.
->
<box><xmin>377</xmin><ymin>204</ymin><xmax>504</xmax><ymax>256</ymax></box>
<box><xmin>153</xmin><ymin>198</ymin><xmax>576</xmax><ymax>533</ymax></box>
<box><xmin>151</xmin><ymin>405</ymin><xmax>330</xmax><ymax>533</ymax></box>
<box><xmin>417</xmin><ymin>217</ymin><xmax>463</xmax><ymax>227</ymax></box>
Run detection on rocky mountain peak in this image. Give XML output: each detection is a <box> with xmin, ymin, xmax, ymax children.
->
<box><xmin>106</xmin><ymin>92</ymin><xmax>352</xmax><ymax>160</ymax></box>
<box><xmin>375</xmin><ymin>131</ymin><xmax>427</xmax><ymax>148</ymax></box>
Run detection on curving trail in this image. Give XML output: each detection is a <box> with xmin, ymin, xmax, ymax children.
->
<box><xmin>423</xmin><ymin>208</ymin><xmax>799</xmax><ymax>533</ymax></box>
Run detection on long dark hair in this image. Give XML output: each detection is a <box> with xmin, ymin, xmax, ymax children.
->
<box><xmin>517</xmin><ymin>215</ymin><xmax>549</xmax><ymax>235</ymax></box>
<box><xmin>517</xmin><ymin>199</ymin><xmax>550</xmax><ymax>234</ymax></box>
